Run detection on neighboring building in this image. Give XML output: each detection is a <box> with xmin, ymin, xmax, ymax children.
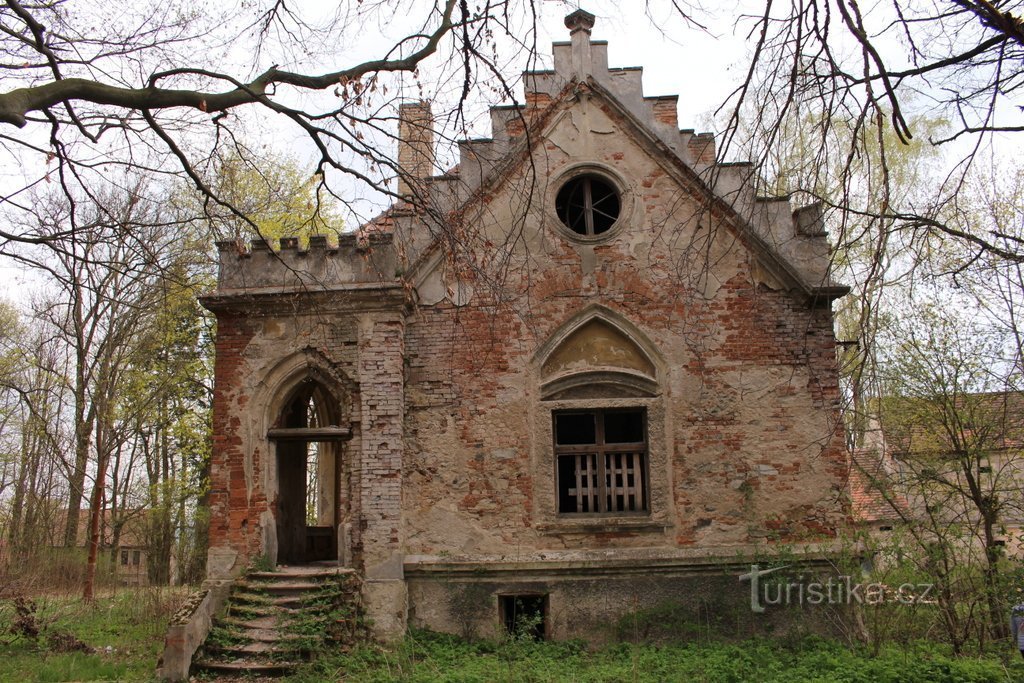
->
<box><xmin>850</xmin><ymin>393</ymin><xmax>1024</xmax><ymax>556</ymax></box>
<box><xmin>201</xmin><ymin>11</ymin><xmax>850</xmax><ymax>640</ymax></box>
<box><xmin>849</xmin><ymin>452</ymin><xmax>901</xmax><ymax>537</ymax></box>
<box><xmin>50</xmin><ymin>508</ymin><xmax>150</xmax><ymax>586</ymax></box>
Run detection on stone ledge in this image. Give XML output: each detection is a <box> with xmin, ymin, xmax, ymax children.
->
<box><xmin>157</xmin><ymin>581</ymin><xmax>231</xmax><ymax>682</ymax></box>
<box><xmin>535</xmin><ymin>519</ymin><xmax>670</xmax><ymax>535</ymax></box>
<box><xmin>404</xmin><ymin>545</ymin><xmax>845</xmax><ymax>580</ymax></box>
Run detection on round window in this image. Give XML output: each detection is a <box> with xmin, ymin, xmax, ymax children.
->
<box><xmin>555</xmin><ymin>174</ymin><xmax>621</xmax><ymax>236</ymax></box>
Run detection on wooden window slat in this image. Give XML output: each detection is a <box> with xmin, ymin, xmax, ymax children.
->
<box><xmin>631</xmin><ymin>452</ymin><xmax>643</xmax><ymax>511</ymax></box>
<box><xmin>574</xmin><ymin>454</ymin><xmax>584</xmax><ymax>511</ymax></box>
<box><xmin>555</xmin><ymin>411</ymin><xmax>647</xmax><ymax>515</ymax></box>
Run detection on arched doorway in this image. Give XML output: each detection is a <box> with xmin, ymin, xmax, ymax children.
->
<box><xmin>269</xmin><ymin>379</ymin><xmax>352</xmax><ymax>565</ymax></box>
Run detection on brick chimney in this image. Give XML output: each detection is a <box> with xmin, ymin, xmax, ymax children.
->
<box><xmin>397</xmin><ymin>101</ymin><xmax>435</xmax><ymax>197</ymax></box>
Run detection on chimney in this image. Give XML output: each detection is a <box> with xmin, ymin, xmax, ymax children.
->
<box><xmin>564</xmin><ymin>9</ymin><xmax>596</xmax><ymax>79</ymax></box>
<box><xmin>397</xmin><ymin>101</ymin><xmax>435</xmax><ymax>198</ymax></box>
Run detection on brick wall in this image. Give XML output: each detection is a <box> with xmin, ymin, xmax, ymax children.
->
<box><xmin>207</xmin><ymin>312</ymin><xmax>267</xmax><ymax>563</ymax></box>
<box><xmin>357</xmin><ymin>314</ymin><xmax>406</xmax><ymax>576</ymax></box>
<box><xmin>399</xmin><ymin>109</ymin><xmax>847</xmax><ymax>557</ymax></box>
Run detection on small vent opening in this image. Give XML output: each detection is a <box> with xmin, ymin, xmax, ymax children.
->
<box><xmin>500</xmin><ymin>594</ymin><xmax>547</xmax><ymax>640</ymax></box>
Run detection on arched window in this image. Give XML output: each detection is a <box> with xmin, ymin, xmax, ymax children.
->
<box><xmin>538</xmin><ymin>311</ymin><xmax>660</xmax><ymax>517</ymax></box>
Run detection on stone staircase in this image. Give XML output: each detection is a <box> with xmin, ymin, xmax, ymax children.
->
<box><xmin>192</xmin><ymin>565</ymin><xmax>361</xmax><ymax>677</ymax></box>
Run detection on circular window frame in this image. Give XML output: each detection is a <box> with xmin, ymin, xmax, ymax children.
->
<box><xmin>548</xmin><ymin>164</ymin><xmax>634</xmax><ymax>244</ymax></box>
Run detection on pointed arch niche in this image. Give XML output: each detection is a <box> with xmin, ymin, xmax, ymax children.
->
<box><xmin>537</xmin><ymin>307</ymin><xmax>662</xmax><ymax>401</ymax></box>
<box><xmin>535</xmin><ymin>307</ymin><xmax>668</xmax><ymax>524</ymax></box>
<box><xmin>262</xmin><ymin>352</ymin><xmax>355</xmax><ymax>566</ymax></box>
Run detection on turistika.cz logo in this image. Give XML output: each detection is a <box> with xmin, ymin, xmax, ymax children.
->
<box><xmin>738</xmin><ymin>565</ymin><xmax>935</xmax><ymax>613</ymax></box>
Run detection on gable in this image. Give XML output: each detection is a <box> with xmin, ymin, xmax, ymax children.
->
<box><xmin>408</xmin><ymin>95</ymin><xmax>743</xmax><ymax>298</ymax></box>
<box><xmin>402</xmin><ymin>40</ymin><xmax>847</xmax><ymax>308</ymax></box>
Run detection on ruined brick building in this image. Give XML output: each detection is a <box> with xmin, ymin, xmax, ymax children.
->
<box><xmin>201</xmin><ymin>11</ymin><xmax>850</xmax><ymax>640</ymax></box>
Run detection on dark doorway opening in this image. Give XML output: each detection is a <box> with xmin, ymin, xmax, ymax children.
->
<box><xmin>500</xmin><ymin>594</ymin><xmax>547</xmax><ymax>641</ymax></box>
<box><xmin>272</xmin><ymin>380</ymin><xmax>350</xmax><ymax>565</ymax></box>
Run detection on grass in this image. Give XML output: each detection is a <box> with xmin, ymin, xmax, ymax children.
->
<box><xmin>4</xmin><ymin>590</ymin><xmax>1024</xmax><ymax>682</ymax></box>
<box><xmin>290</xmin><ymin>630</ymin><xmax>1024</xmax><ymax>683</ymax></box>
<box><xmin>0</xmin><ymin>586</ymin><xmax>188</xmax><ymax>682</ymax></box>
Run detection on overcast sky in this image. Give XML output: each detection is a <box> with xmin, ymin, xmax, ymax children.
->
<box><xmin>0</xmin><ymin>3</ymin><xmax>757</xmax><ymax>293</ymax></box>
<box><xmin>3</xmin><ymin>2</ymin><xmax>1009</xmax><ymax>297</ymax></box>
<box><xmin>534</xmin><ymin>4</ymin><xmax>750</xmax><ymax>125</ymax></box>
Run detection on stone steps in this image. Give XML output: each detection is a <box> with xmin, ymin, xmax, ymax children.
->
<box><xmin>214</xmin><ymin>622</ymin><xmax>307</xmax><ymax>642</ymax></box>
<box><xmin>189</xmin><ymin>659</ymin><xmax>299</xmax><ymax>677</ymax></box>
<box><xmin>206</xmin><ymin>640</ymin><xmax>291</xmax><ymax>656</ymax></box>
<box><xmin>231</xmin><ymin>593</ymin><xmax>307</xmax><ymax>609</ymax></box>
<box><xmin>218</xmin><ymin>614</ymin><xmax>279</xmax><ymax>630</ymax></box>
<box><xmin>191</xmin><ymin>565</ymin><xmax>361</xmax><ymax>678</ymax></box>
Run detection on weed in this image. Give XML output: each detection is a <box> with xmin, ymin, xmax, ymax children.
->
<box><xmin>249</xmin><ymin>554</ymin><xmax>276</xmax><ymax>573</ymax></box>
<box><xmin>0</xmin><ymin>586</ymin><xmax>189</xmax><ymax>682</ymax></box>
<box><xmin>294</xmin><ymin>630</ymin><xmax>1024</xmax><ymax>682</ymax></box>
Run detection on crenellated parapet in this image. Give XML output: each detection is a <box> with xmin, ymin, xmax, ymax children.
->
<box><xmin>209</xmin><ymin>9</ymin><xmax>842</xmax><ymax>301</ymax></box>
<box><xmin>213</xmin><ymin>232</ymin><xmax>400</xmax><ymax>293</ymax></box>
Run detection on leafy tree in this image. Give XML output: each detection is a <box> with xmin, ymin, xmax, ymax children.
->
<box><xmin>127</xmin><ymin>261</ymin><xmax>212</xmax><ymax>586</ymax></box>
<box><xmin>709</xmin><ymin>0</ymin><xmax>1024</xmax><ymax>263</ymax></box>
<box><xmin>173</xmin><ymin>149</ymin><xmax>343</xmax><ymax>242</ymax></box>
<box><xmin>0</xmin><ymin>0</ymin><xmax>521</xmax><ymax>249</ymax></box>
<box><xmin>0</xmin><ymin>304</ymin><xmax>76</xmax><ymax>569</ymax></box>
<box><xmin>0</xmin><ymin>301</ymin><xmax>26</xmax><ymax>522</ymax></box>
<box><xmin>2</xmin><ymin>175</ymin><xmax>211</xmax><ymax>596</ymax></box>
<box><xmin>870</xmin><ymin>298</ymin><xmax>1023</xmax><ymax>650</ymax></box>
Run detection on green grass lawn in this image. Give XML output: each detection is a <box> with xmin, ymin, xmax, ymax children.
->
<box><xmin>293</xmin><ymin>630</ymin><xmax>1024</xmax><ymax>683</ymax></box>
<box><xmin>0</xmin><ymin>587</ymin><xmax>186</xmax><ymax>682</ymax></box>
<box><xmin>4</xmin><ymin>592</ymin><xmax>1024</xmax><ymax>682</ymax></box>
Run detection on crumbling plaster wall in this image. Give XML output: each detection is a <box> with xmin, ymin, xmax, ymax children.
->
<box><xmin>406</xmin><ymin>558</ymin><xmax>847</xmax><ymax>643</ymax></box>
<box><xmin>205</xmin><ymin>298</ymin><xmax>405</xmax><ymax>578</ymax></box>
<box><xmin>402</xmin><ymin>95</ymin><xmax>846</xmax><ymax>562</ymax></box>
<box><xmin>201</xmin><ymin>10</ymin><xmax>848</xmax><ymax>644</ymax></box>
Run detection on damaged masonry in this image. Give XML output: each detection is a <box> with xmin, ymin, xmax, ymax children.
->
<box><xmin>166</xmin><ymin>10</ymin><xmax>851</xmax><ymax>673</ymax></box>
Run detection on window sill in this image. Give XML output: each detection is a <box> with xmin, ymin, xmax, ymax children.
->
<box><xmin>535</xmin><ymin>518</ymin><xmax>669</xmax><ymax>535</ymax></box>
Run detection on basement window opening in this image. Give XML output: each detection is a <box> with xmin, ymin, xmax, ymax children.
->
<box><xmin>500</xmin><ymin>594</ymin><xmax>547</xmax><ymax>641</ymax></box>
<box><xmin>555</xmin><ymin>409</ymin><xmax>647</xmax><ymax>514</ymax></box>
<box><xmin>555</xmin><ymin>174</ymin><xmax>620</xmax><ymax>236</ymax></box>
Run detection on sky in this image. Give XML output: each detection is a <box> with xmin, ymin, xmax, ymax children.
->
<box><xmin>534</xmin><ymin>4</ymin><xmax>750</xmax><ymax>125</ymax></box>
<box><xmin>1</xmin><ymin>1</ymin><xmax>1016</xmax><ymax>297</ymax></box>
<box><xmin>0</xmin><ymin>2</ymin><xmax>755</xmax><ymax>294</ymax></box>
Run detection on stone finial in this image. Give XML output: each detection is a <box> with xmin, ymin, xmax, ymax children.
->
<box><xmin>564</xmin><ymin>9</ymin><xmax>596</xmax><ymax>34</ymax></box>
<box><xmin>564</xmin><ymin>9</ymin><xmax>595</xmax><ymax>79</ymax></box>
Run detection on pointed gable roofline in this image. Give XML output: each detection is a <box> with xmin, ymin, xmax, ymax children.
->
<box><xmin>395</xmin><ymin>12</ymin><xmax>849</xmax><ymax>307</ymax></box>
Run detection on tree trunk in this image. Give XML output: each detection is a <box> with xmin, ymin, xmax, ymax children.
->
<box><xmin>64</xmin><ymin>360</ymin><xmax>93</xmax><ymax>548</ymax></box>
<box><xmin>82</xmin><ymin>447</ymin><xmax>110</xmax><ymax>601</ymax></box>
<box><xmin>982</xmin><ymin>512</ymin><xmax>1009</xmax><ymax>639</ymax></box>
<box><xmin>8</xmin><ymin>421</ymin><xmax>30</xmax><ymax>552</ymax></box>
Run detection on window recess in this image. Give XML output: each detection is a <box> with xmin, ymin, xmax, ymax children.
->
<box><xmin>554</xmin><ymin>409</ymin><xmax>648</xmax><ymax>514</ymax></box>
